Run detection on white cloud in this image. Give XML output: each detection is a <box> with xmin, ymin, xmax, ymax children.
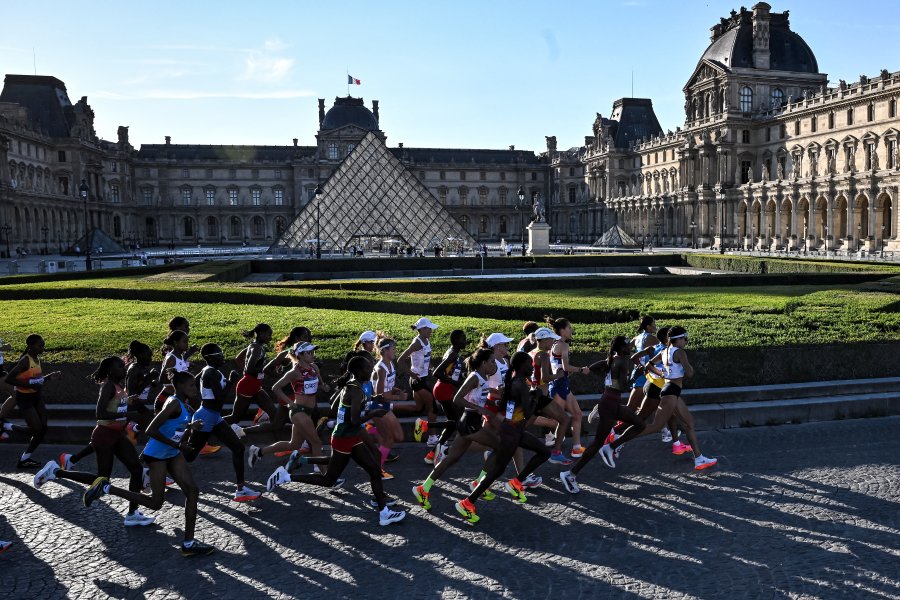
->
<box><xmin>93</xmin><ymin>89</ymin><xmax>315</xmax><ymax>100</ymax></box>
<box><xmin>240</xmin><ymin>54</ymin><xmax>295</xmax><ymax>83</ymax></box>
<box><xmin>263</xmin><ymin>37</ymin><xmax>289</xmax><ymax>53</ymax></box>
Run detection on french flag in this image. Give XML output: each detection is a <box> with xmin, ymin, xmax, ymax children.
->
<box><xmin>347</xmin><ymin>74</ymin><xmax>361</xmax><ymax>85</ymax></box>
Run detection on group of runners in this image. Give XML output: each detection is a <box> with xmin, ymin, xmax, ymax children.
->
<box><xmin>0</xmin><ymin>313</ymin><xmax>717</xmax><ymax>556</ymax></box>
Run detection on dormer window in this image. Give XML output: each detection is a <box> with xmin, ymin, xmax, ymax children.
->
<box><xmin>327</xmin><ymin>143</ymin><xmax>339</xmax><ymax>160</ymax></box>
<box><xmin>740</xmin><ymin>87</ymin><xmax>753</xmax><ymax>113</ymax></box>
<box><xmin>771</xmin><ymin>88</ymin><xmax>784</xmax><ymax>108</ymax></box>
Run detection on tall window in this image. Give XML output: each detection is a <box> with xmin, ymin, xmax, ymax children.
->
<box><xmin>113</xmin><ymin>215</ymin><xmax>122</xmax><ymax>238</ymax></box>
<box><xmin>181</xmin><ymin>189</ymin><xmax>192</xmax><ymax>206</ymax></box>
<box><xmin>439</xmin><ymin>170</ymin><xmax>446</xmax><ymax>181</ymax></box>
<box><xmin>438</xmin><ymin>187</ymin><xmax>448</xmax><ymax>204</ymax></box>
<box><xmin>829</xmin><ymin>112</ymin><xmax>835</xmax><ymax>129</ymax></box>
<box><xmin>531</xmin><ymin>172</ymin><xmax>537</xmax><ymax>181</ymax></box>
<box><xmin>182</xmin><ymin>169</ymin><xmax>190</xmax><ymax>178</ymax></box>
<box><xmin>846</xmin><ymin>108</ymin><xmax>854</xmax><ymax>126</ymax></box>
<box><xmin>327</xmin><ymin>143</ymin><xmax>338</xmax><ymax>160</ymax></box>
<box><xmin>206</xmin><ymin>189</ymin><xmax>215</xmax><ymax>205</ymax></box>
<box><xmin>500</xmin><ymin>217</ymin><xmax>507</xmax><ymax>234</ymax></box>
<box><xmin>230</xmin><ymin>217</ymin><xmax>241</xmax><ymax>238</ymax></box>
<box><xmin>252</xmin><ymin>216</ymin><xmax>264</xmax><ymax>237</ymax></box>
<box><xmin>459</xmin><ymin>187</ymin><xmax>468</xmax><ymax>204</ymax></box>
<box><xmin>740</xmin><ymin>87</ymin><xmax>753</xmax><ymax>113</ymax></box>
<box><xmin>888</xmin><ymin>140</ymin><xmax>896</xmax><ymax>169</ymax></box>
<box><xmin>460</xmin><ymin>216</ymin><xmax>469</xmax><ymax>233</ymax></box>
<box><xmin>460</xmin><ymin>171</ymin><xmax>466</xmax><ymax>181</ymax></box>
<box><xmin>890</xmin><ymin>100</ymin><xmax>897</xmax><ymax>119</ymax></box>
<box><xmin>499</xmin><ymin>188</ymin><xmax>508</xmax><ymax>205</ymax></box>
<box><xmin>794</xmin><ymin>120</ymin><xmax>800</xmax><ymax>136</ymax></box>
<box><xmin>142</xmin><ymin>189</ymin><xmax>152</xmax><ymax>205</ymax></box>
<box><xmin>478</xmin><ymin>188</ymin><xmax>488</xmax><ymax>205</ymax></box>
<box><xmin>479</xmin><ymin>216</ymin><xmax>488</xmax><ymax>234</ymax></box>
<box><xmin>780</xmin><ymin>124</ymin><xmax>787</xmax><ymax>139</ymax></box>
<box><xmin>183</xmin><ymin>217</ymin><xmax>194</xmax><ymax>237</ymax></box>
<box><xmin>479</xmin><ymin>171</ymin><xmax>486</xmax><ymax>181</ymax></box>
<box><xmin>771</xmin><ymin>88</ymin><xmax>784</xmax><ymax>107</ymax></box>
<box><xmin>251</xmin><ymin>189</ymin><xmax>261</xmax><ymax>206</ymax></box>
<box><xmin>274</xmin><ymin>189</ymin><xmax>283</xmax><ymax>206</ymax></box>
<box><xmin>569</xmin><ymin>167</ymin><xmax>575</xmax><ymax>176</ymax></box>
<box><xmin>867</xmin><ymin>103</ymin><xmax>875</xmax><ymax>122</ymax></box>
<box><xmin>274</xmin><ymin>169</ymin><xmax>282</xmax><ymax>179</ymax></box>
<box><xmin>500</xmin><ymin>171</ymin><xmax>506</xmax><ymax>181</ymax></box>
<box><xmin>742</xmin><ymin>130</ymin><xmax>750</xmax><ymax>143</ymax></box>
<box><xmin>207</xmin><ymin>216</ymin><xmax>218</xmax><ymax>238</ymax></box>
<box><xmin>229</xmin><ymin>189</ymin><xmax>238</xmax><ymax>205</ymax></box>
<box><xmin>568</xmin><ymin>187</ymin><xmax>576</xmax><ymax>203</ymax></box>
<box><xmin>811</xmin><ymin>116</ymin><xmax>817</xmax><ymax>133</ymax></box>
<box><xmin>346</xmin><ymin>143</ymin><xmax>355</xmax><ymax>155</ymax></box>
<box><xmin>110</xmin><ymin>185</ymin><xmax>120</xmax><ymax>204</ymax></box>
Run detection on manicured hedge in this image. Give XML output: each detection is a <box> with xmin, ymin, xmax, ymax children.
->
<box><xmin>0</xmin><ymin>263</ymin><xmax>187</xmax><ymax>285</ymax></box>
<box><xmin>685</xmin><ymin>254</ymin><xmax>900</xmax><ymax>275</ymax></box>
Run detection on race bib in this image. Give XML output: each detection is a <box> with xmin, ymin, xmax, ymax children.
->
<box><xmin>505</xmin><ymin>401</ymin><xmax>515</xmax><ymax>421</ymax></box>
<box><xmin>303</xmin><ymin>377</ymin><xmax>319</xmax><ymax>395</ymax></box>
<box><xmin>451</xmin><ymin>367</ymin><xmax>462</xmax><ymax>382</ymax></box>
<box><xmin>172</xmin><ymin>430</ymin><xmax>185</xmax><ymax>443</ymax></box>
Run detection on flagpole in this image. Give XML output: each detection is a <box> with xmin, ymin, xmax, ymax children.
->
<box><xmin>346</xmin><ymin>67</ymin><xmax>349</xmax><ymax>96</ymax></box>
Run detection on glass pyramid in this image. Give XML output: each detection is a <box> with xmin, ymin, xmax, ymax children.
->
<box><xmin>592</xmin><ymin>224</ymin><xmax>638</xmax><ymax>248</ymax></box>
<box><xmin>273</xmin><ymin>132</ymin><xmax>476</xmax><ymax>253</ymax></box>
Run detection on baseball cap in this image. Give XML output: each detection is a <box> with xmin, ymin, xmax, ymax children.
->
<box><xmin>534</xmin><ymin>327</ymin><xmax>561</xmax><ymax>341</ymax></box>
<box><xmin>358</xmin><ymin>331</ymin><xmax>377</xmax><ymax>343</ymax></box>
<box><xmin>485</xmin><ymin>333</ymin><xmax>513</xmax><ymax>347</ymax></box>
<box><xmin>412</xmin><ymin>317</ymin><xmax>439</xmax><ymax>330</ymax></box>
<box><xmin>293</xmin><ymin>342</ymin><xmax>318</xmax><ymax>355</ymax></box>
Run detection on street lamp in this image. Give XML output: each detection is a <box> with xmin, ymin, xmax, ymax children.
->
<box><xmin>718</xmin><ymin>190</ymin><xmax>726</xmax><ymax>255</ymax></box>
<box><xmin>641</xmin><ymin>223</ymin><xmax>645</xmax><ymax>251</ymax></box>
<box><xmin>881</xmin><ymin>225</ymin><xmax>886</xmax><ymax>258</ymax></box>
<box><xmin>79</xmin><ymin>179</ymin><xmax>92</xmax><ymax>271</ymax></box>
<box><xmin>516</xmin><ymin>186</ymin><xmax>527</xmax><ymax>255</ymax></box>
<box><xmin>857</xmin><ymin>223</ymin><xmax>862</xmax><ymax>252</ymax></box>
<box><xmin>737</xmin><ymin>224</ymin><xmax>741</xmax><ymax>252</ymax></box>
<box><xmin>785</xmin><ymin>224</ymin><xmax>790</xmax><ymax>252</ymax></box>
<box><xmin>752</xmin><ymin>224</ymin><xmax>757</xmax><ymax>252</ymax></box>
<box><xmin>0</xmin><ymin>225</ymin><xmax>11</xmax><ymax>259</ymax></box>
<box><xmin>314</xmin><ymin>184</ymin><xmax>323</xmax><ymax>259</ymax></box>
<box><xmin>824</xmin><ymin>225</ymin><xmax>829</xmax><ymax>253</ymax></box>
<box><xmin>690</xmin><ymin>220</ymin><xmax>697</xmax><ymax>249</ymax></box>
<box><xmin>41</xmin><ymin>225</ymin><xmax>49</xmax><ymax>255</ymax></box>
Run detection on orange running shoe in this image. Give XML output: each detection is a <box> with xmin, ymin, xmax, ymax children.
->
<box><xmin>199</xmin><ymin>444</ymin><xmax>221</xmax><ymax>456</ymax></box>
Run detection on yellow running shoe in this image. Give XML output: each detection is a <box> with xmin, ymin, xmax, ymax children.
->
<box><xmin>469</xmin><ymin>480</ymin><xmax>495</xmax><ymax>501</ymax></box>
<box><xmin>455</xmin><ymin>498</ymin><xmax>479</xmax><ymax>525</ymax></box>
<box><xmin>412</xmin><ymin>485</ymin><xmax>431</xmax><ymax>510</ymax></box>
<box><xmin>413</xmin><ymin>418</ymin><xmax>428</xmax><ymax>443</ymax></box>
<box><xmin>504</xmin><ymin>478</ymin><xmax>527</xmax><ymax>503</ymax></box>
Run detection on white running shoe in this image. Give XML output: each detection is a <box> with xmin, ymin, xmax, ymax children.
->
<box><xmin>267</xmin><ymin>467</ymin><xmax>291</xmax><ymax>492</ymax></box>
<box><xmin>587</xmin><ymin>404</ymin><xmax>600</xmax><ymax>425</ymax></box>
<box><xmin>233</xmin><ymin>485</ymin><xmax>261</xmax><ymax>502</ymax></box>
<box><xmin>124</xmin><ymin>510</ymin><xmax>155</xmax><ymax>527</ymax></box>
<box><xmin>599</xmin><ymin>444</ymin><xmax>616</xmax><ymax>468</ymax></box>
<box><xmin>231</xmin><ymin>423</ymin><xmax>246</xmax><ymax>439</ymax></box>
<box><xmin>379</xmin><ymin>507</ymin><xmax>406</xmax><ymax>526</ymax></box>
<box><xmin>544</xmin><ymin>432</ymin><xmax>556</xmax><ymax>447</ymax></box>
<box><xmin>559</xmin><ymin>470</ymin><xmax>581</xmax><ymax>494</ymax></box>
<box><xmin>434</xmin><ymin>442</ymin><xmax>448</xmax><ymax>466</ymax></box>
<box><xmin>368</xmin><ymin>498</ymin><xmax>399</xmax><ymax>508</ymax></box>
<box><xmin>142</xmin><ymin>467</ymin><xmax>151</xmax><ymax>492</ymax></box>
<box><xmin>33</xmin><ymin>460</ymin><xmax>59</xmax><ymax>487</ymax></box>
<box><xmin>426</xmin><ymin>434</ymin><xmax>440</xmax><ymax>448</ymax></box>
<box><xmin>300</xmin><ymin>440</ymin><xmax>310</xmax><ymax>452</ymax></box>
<box><xmin>58</xmin><ymin>453</ymin><xmax>73</xmax><ymax>471</ymax></box>
<box><xmin>661</xmin><ymin>426</ymin><xmax>673</xmax><ymax>443</ymax></box>
<box><xmin>165</xmin><ymin>475</ymin><xmax>175</xmax><ymax>487</ymax></box>
<box><xmin>521</xmin><ymin>473</ymin><xmax>543</xmax><ymax>489</ymax></box>
<box><xmin>248</xmin><ymin>445</ymin><xmax>261</xmax><ymax>469</ymax></box>
<box><xmin>694</xmin><ymin>455</ymin><xmax>718</xmax><ymax>471</ymax></box>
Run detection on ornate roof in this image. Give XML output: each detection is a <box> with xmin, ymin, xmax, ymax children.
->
<box><xmin>321</xmin><ymin>96</ymin><xmax>379</xmax><ymax>131</ymax></box>
<box><xmin>0</xmin><ymin>75</ymin><xmax>74</xmax><ymax>138</ymax></box>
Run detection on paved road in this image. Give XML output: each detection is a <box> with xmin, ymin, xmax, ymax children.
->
<box><xmin>1</xmin><ymin>417</ymin><xmax>899</xmax><ymax>599</ymax></box>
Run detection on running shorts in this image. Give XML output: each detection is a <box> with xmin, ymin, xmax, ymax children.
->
<box><xmin>193</xmin><ymin>406</ymin><xmax>225</xmax><ymax>433</ymax></box>
<box><xmin>535</xmin><ymin>393</ymin><xmax>554</xmax><ymax>413</ymax></box>
<box><xmin>660</xmin><ymin>382</ymin><xmax>682</xmax><ymax>398</ymax></box>
<box><xmin>432</xmin><ymin>381</ymin><xmax>455</xmax><ymax>403</ymax></box>
<box><xmin>643</xmin><ymin>380</ymin><xmax>662</xmax><ymax>400</ymax></box>
<box><xmin>15</xmin><ymin>391</ymin><xmax>41</xmax><ymax>411</ymax></box>
<box><xmin>596</xmin><ymin>388</ymin><xmax>623</xmax><ymax>420</ymax></box>
<box><xmin>456</xmin><ymin>410</ymin><xmax>484</xmax><ymax>436</ymax></box>
<box><xmin>632</xmin><ymin>374</ymin><xmax>647</xmax><ymax>390</ymax></box>
<box><xmin>289</xmin><ymin>403</ymin><xmax>314</xmax><ymax>420</ymax></box>
<box><xmin>331</xmin><ymin>435</ymin><xmax>363</xmax><ymax>454</ymax></box>
<box><xmin>236</xmin><ymin>375</ymin><xmax>263</xmax><ymax>397</ymax></box>
<box><xmin>90</xmin><ymin>424</ymin><xmax>126</xmax><ymax>448</ymax></box>
<box><xmin>410</xmin><ymin>376</ymin><xmax>434</xmax><ymax>393</ymax></box>
<box><xmin>549</xmin><ymin>375</ymin><xmax>570</xmax><ymax>399</ymax></box>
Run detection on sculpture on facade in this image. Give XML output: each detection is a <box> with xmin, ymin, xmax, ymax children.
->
<box><xmin>777</xmin><ymin>161</ymin><xmax>784</xmax><ymax>180</ymax></box>
<box><xmin>545</xmin><ymin>136</ymin><xmax>557</xmax><ymax>153</ymax></box>
<box><xmin>809</xmin><ymin>152</ymin><xmax>818</xmax><ymax>177</ymax></box>
<box><xmin>746</xmin><ymin>166</ymin><xmax>754</xmax><ymax>184</ymax></box>
<box><xmin>827</xmin><ymin>152</ymin><xmax>836</xmax><ymax>174</ymax></box>
<box><xmin>761</xmin><ymin>162</ymin><xmax>769</xmax><ymax>182</ymax></box>
<box><xmin>871</xmin><ymin>148</ymin><xmax>879</xmax><ymax>171</ymax></box>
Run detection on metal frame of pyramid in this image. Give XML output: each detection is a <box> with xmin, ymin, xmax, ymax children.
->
<box><xmin>592</xmin><ymin>224</ymin><xmax>638</xmax><ymax>248</ymax></box>
<box><xmin>63</xmin><ymin>228</ymin><xmax>125</xmax><ymax>255</ymax></box>
<box><xmin>271</xmin><ymin>132</ymin><xmax>477</xmax><ymax>253</ymax></box>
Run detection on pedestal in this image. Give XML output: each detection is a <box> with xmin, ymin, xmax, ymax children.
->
<box><xmin>527</xmin><ymin>221</ymin><xmax>551</xmax><ymax>256</ymax></box>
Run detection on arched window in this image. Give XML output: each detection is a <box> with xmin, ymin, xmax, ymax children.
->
<box><xmin>183</xmin><ymin>217</ymin><xmax>194</xmax><ymax>238</ymax></box>
<box><xmin>113</xmin><ymin>215</ymin><xmax>122</xmax><ymax>238</ymax></box>
<box><xmin>770</xmin><ymin>88</ymin><xmax>784</xmax><ymax>107</ymax></box>
<box><xmin>499</xmin><ymin>216</ymin><xmax>507</xmax><ymax>234</ymax></box>
<box><xmin>274</xmin><ymin>217</ymin><xmax>285</xmax><ymax>236</ymax></box>
<box><xmin>740</xmin><ymin>86</ymin><xmax>753</xmax><ymax>113</ymax></box>
<box><xmin>479</xmin><ymin>216</ymin><xmax>488</xmax><ymax>234</ymax></box>
<box><xmin>252</xmin><ymin>216</ymin><xmax>264</xmax><ymax>237</ymax></box>
<box><xmin>207</xmin><ymin>216</ymin><xmax>219</xmax><ymax>238</ymax></box>
<box><xmin>230</xmin><ymin>217</ymin><xmax>242</xmax><ymax>238</ymax></box>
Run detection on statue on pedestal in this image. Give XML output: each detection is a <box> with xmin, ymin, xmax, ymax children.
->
<box><xmin>532</xmin><ymin>194</ymin><xmax>546</xmax><ymax>223</ymax></box>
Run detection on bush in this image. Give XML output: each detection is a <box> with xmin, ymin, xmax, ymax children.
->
<box><xmin>0</xmin><ymin>263</ymin><xmax>186</xmax><ymax>286</ymax></box>
<box><xmin>685</xmin><ymin>254</ymin><xmax>900</xmax><ymax>275</ymax></box>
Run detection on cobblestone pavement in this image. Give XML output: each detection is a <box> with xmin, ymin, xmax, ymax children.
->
<box><xmin>1</xmin><ymin>417</ymin><xmax>899</xmax><ymax>600</ymax></box>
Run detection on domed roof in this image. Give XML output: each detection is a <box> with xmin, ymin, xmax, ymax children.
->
<box><xmin>321</xmin><ymin>96</ymin><xmax>379</xmax><ymax>131</ymax></box>
<box><xmin>700</xmin><ymin>9</ymin><xmax>818</xmax><ymax>73</ymax></box>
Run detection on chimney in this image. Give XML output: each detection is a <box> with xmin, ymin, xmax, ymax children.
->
<box><xmin>318</xmin><ymin>99</ymin><xmax>325</xmax><ymax>128</ymax></box>
<box><xmin>165</xmin><ymin>135</ymin><xmax>171</xmax><ymax>145</ymax></box>
<box><xmin>398</xmin><ymin>142</ymin><xmax>403</xmax><ymax>149</ymax></box>
<box><xmin>372</xmin><ymin>100</ymin><xmax>380</xmax><ymax>126</ymax></box>
<box><xmin>293</xmin><ymin>138</ymin><xmax>298</xmax><ymax>147</ymax></box>
<box><xmin>751</xmin><ymin>3</ymin><xmax>772</xmax><ymax>70</ymax></box>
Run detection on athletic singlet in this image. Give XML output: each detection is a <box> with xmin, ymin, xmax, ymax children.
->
<box><xmin>499</xmin><ymin>381</ymin><xmax>528</xmax><ymax>423</ymax></box>
<box><xmin>487</xmin><ymin>358</ymin><xmax>508</xmax><ymax>401</ymax></box>
<box><xmin>200</xmin><ymin>366</ymin><xmax>228</xmax><ymax>409</ymax></box>
<box><xmin>633</xmin><ymin>331</ymin><xmax>652</xmax><ymax>366</ymax></box>
<box><xmin>243</xmin><ymin>343</ymin><xmax>267</xmax><ymax>379</ymax></box>
<box><xmin>517</xmin><ymin>338</ymin><xmax>537</xmax><ymax>354</ymax></box>
<box><xmin>464</xmin><ymin>372</ymin><xmax>490</xmax><ymax>408</ymax></box>
<box><xmin>291</xmin><ymin>364</ymin><xmax>319</xmax><ymax>398</ymax></box>
<box><xmin>334</xmin><ymin>380</ymin><xmax>363</xmax><ymax>438</ymax></box>
<box><xmin>372</xmin><ymin>360</ymin><xmax>396</xmax><ymax>394</ymax></box>
<box><xmin>441</xmin><ymin>348</ymin><xmax>465</xmax><ymax>383</ymax></box>
<box><xmin>604</xmin><ymin>361</ymin><xmax>625</xmax><ymax>392</ymax></box>
<box><xmin>409</xmin><ymin>336</ymin><xmax>432</xmax><ymax>378</ymax></box>
<box><xmin>550</xmin><ymin>350</ymin><xmax>565</xmax><ymax>375</ymax></box>
<box><xmin>142</xmin><ymin>395</ymin><xmax>190</xmax><ymax>459</ymax></box>
<box><xmin>130</xmin><ymin>366</ymin><xmax>153</xmax><ymax>401</ymax></box>
<box><xmin>661</xmin><ymin>346</ymin><xmax>685</xmax><ymax>380</ymax></box>
<box><xmin>645</xmin><ymin>342</ymin><xmax>666</xmax><ymax>387</ymax></box>
<box><xmin>15</xmin><ymin>355</ymin><xmax>42</xmax><ymax>395</ymax></box>
<box><xmin>361</xmin><ymin>380</ymin><xmax>374</xmax><ymax>402</ymax></box>
<box><xmin>165</xmin><ymin>351</ymin><xmax>189</xmax><ymax>373</ymax></box>
<box><xmin>97</xmin><ymin>383</ymin><xmax>129</xmax><ymax>428</ymax></box>
<box><xmin>528</xmin><ymin>349</ymin><xmax>545</xmax><ymax>389</ymax></box>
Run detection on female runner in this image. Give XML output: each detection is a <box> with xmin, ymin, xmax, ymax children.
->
<box><xmin>265</xmin><ymin>356</ymin><xmax>406</xmax><ymax>526</ymax></box>
<box><xmin>412</xmin><ymin>347</ymin><xmax>500</xmax><ymax>516</ymax></box>
<box><xmin>546</xmin><ymin>316</ymin><xmax>588</xmax><ymax>459</ymax></box>
<box><xmin>530</xmin><ymin>327</ymin><xmax>573</xmax><ymax>467</ymax></box>
<box><xmin>4</xmin><ymin>334</ymin><xmax>60</xmax><ymax>469</ymax></box>
<box><xmin>416</xmin><ymin>329</ymin><xmax>467</xmax><ymax>465</ymax></box>
<box><xmin>186</xmin><ymin>343</ymin><xmax>260</xmax><ymax>502</ymax></box>
<box><xmin>246</xmin><ymin>326</ymin><xmax>312</xmax><ymax>432</ymax></box>
<box><xmin>226</xmin><ymin>324</ymin><xmax>277</xmax><ymax>436</ymax></box>
<box><xmin>559</xmin><ymin>336</ymin><xmax>646</xmax><ymax>493</ymax></box>
<box><xmin>460</xmin><ymin>351</ymin><xmax>551</xmax><ymax>521</ymax></box>
<box><xmin>369</xmin><ymin>336</ymin><xmax>407</xmax><ymax>479</ymax></box>
<box><xmin>248</xmin><ymin>342</ymin><xmax>330</xmax><ymax>473</ymax></box>
<box><xmin>400</xmin><ymin>318</ymin><xmax>440</xmax><ymax>454</ymax></box>
<box><xmin>35</xmin><ymin>356</ymin><xmax>154</xmax><ymax>525</ymax></box>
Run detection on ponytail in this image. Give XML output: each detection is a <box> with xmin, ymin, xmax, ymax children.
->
<box><xmin>276</xmin><ymin>326</ymin><xmax>310</xmax><ymax>352</ymax></box>
<box><xmin>465</xmin><ymin>347</ymin><xmax>494</xmax><ymax>373</ymax></box>
<box><xmin>161</xmin><ymin>330</ymin><xmax>188</xmax><ymax>354</ymax></box>
<box><xmin>90</xmin><ymin>356</ymin><xmax>122</xmax><ymax>384</ymax></box>
<box><xmin>544</xmin><ymin>315</ymin><xmax>570</xmax><ymax>335</ymax></box>
<box><xmin>501</xmin><ymin>352</ymin><xmax>532</xmax><ymax>408</ymax></box>
<box><xmin>638</xmin><ymin>316</ymin><xmax>655</xmax><ymax>333</ymax></box>
<box><xmin>606</xmin><ymin>335</ymin><xmax>629</xmax><ymax>368</ymax></box>
<box><xmin>125</xmin><ymin>340</ymin><xmax>151</xmax><ymax>366</ymax></box>
<box><xmin>241</xmin><ymin>323</ymin><xmax>272</xmax><ymax>340</ymax></box>
<box><xmin>335</xmin><ymin>356</ymin><xmax>370</xmax><ymax>389</ymax></box>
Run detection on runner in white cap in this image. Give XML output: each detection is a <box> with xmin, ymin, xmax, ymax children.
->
<box><xmin>399</xmin><ymin>318</ymin><xmax>439</xmax><ymax>459</ymax></box>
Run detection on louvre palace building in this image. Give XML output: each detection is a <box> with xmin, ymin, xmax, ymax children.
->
<box><xmin>2</xmin><ymin>2</ymin><xmax>900</xmax><ymax>256</ymax></box>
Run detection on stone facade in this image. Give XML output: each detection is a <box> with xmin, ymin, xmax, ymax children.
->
<box><xmin>1</xmin><ymin>2</ymin><xmax>899</xmax><ymax>255</ymax></box>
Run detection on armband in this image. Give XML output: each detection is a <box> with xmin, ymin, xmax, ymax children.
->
<box><xmin>29</xmin><ymin>377</ymin><xmax>45</xmax><ymax>385</ymax></box>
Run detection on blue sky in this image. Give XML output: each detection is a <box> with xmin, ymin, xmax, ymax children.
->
<box><xmin>2</xmin><ymin>1</ymin><xmax>899</xmax><ymax>151</ymax></box>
